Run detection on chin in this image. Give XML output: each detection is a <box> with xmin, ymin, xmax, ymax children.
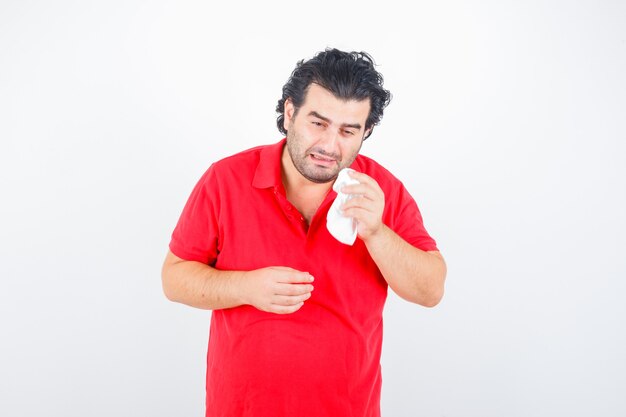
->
<box><xmin>302</xmin><ymin>168</ymin><xmax>339</xmax><ymax>184</ymax></box>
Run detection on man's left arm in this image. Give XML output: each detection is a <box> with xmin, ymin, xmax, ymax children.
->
<box><xmin>341</xmin><ymin>171</ymin><xmax>447</xmax><ymax>307</ymax></box>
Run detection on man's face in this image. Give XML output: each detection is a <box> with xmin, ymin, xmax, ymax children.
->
<box><xmin>283</xmin><ymin>83</ymin><xmax>371</xmax><ymax>184</ymax></box>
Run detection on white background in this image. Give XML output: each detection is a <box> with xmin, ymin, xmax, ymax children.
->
<box><xmin>1</xmin><ymin>1</ymin><xmax>625</xmax><ymax>416</ymax></box>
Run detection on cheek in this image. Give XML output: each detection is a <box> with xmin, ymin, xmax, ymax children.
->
<box><xmin>341</xmin><ymin>140</ymin><xmax>361</xmax><ymax>156</ymax></box>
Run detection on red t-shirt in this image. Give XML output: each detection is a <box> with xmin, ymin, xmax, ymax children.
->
<box><xmin>170</xmin><ymin>139</ymin><xmax>438</xmax><ymax>417</ymax></box>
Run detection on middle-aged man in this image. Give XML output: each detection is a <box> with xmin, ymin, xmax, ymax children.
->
<box><xmin>162</xmin><ymin>48</ymin><xmax>447</xmax><ymax>417</ymax></box>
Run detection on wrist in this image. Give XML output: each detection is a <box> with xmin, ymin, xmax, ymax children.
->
<box><xmin>233</xmin><ymin>270</ymin><xmax>252</xmax><ymax>306</ymax></box>
<box><xmin>362</xmin><ymin>222</ymin><xmax>387</xmax><ymax>242</ymax></box>
<box><xmin>362</xmin><ymin>223</ymin><xmax>390</xmax><ymax>248</ymax></box>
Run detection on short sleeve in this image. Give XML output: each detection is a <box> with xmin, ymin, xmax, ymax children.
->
<box><xmin>387</xmin><ymin>183</ymin><xmax>439</xmax><ymax>252</ymax></box>
<box><xmin>169</xmin><ymin>164</ymin><xmax>221</xmax><ymax>265</ymax></box>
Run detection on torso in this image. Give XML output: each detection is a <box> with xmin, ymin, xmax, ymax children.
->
<box><xmin>170</xmin><ymin>139</ymin><xmax>438</xmax><ymax>417</ymax></box>
<box><xmin>285</xmin><ymin>187</ymin><xmax>331</xmax><ymax>224</ymax></box>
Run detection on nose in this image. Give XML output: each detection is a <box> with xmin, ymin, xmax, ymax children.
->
<box><xmin>317</xmin><ymin>128</ymin><xmax>340</xmax><ymax>152</ymax></box>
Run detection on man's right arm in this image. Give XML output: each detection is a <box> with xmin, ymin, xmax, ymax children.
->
<box><xmin>161</xmin><ymin>250</ymin><xmax>315</xmax><ymax>314</ymax></box>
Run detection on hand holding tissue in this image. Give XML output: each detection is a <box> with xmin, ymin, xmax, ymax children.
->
<box><xmin>326</xmin><ymin>168</ymin><xmax>360</xmax><ymax>245</ymax></box>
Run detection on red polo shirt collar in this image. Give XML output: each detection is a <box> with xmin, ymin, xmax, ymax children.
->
<box><xmin>251</xmin><ymin>139</ymin><xmax>285</xmax><ymax>189</ymax></box>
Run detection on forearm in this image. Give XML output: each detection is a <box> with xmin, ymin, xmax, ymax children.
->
<box><xmin>161</xmin><ymin>251</ymin><xmax>247</xmax><ymax>310</ymax></box>
<box><xmin>364</xmin><ymin>225</ymin><xmax>447</xmax><ymax>307</ymax></box>
<box><xmin>161</xmin><ymin>250</ymin><xmax>315</xmax><ymax>314</ymax></box>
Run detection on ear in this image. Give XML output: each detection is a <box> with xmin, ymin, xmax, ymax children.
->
<box><xmin>283</xmin><ymin>98</ymin><xmax>295</xmax><ymax>131</ymax></box>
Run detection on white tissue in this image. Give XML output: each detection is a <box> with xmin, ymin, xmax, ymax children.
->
<box><xmin>326</xmin><ymin>168</ymin><xmax>360</xmax><ymax>245</ymax></box>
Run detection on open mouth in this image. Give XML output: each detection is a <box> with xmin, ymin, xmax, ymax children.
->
<box><xmin>310</xmin><ymin>153</ymin><xmax>337</xmax><ymax>167</ymax></box>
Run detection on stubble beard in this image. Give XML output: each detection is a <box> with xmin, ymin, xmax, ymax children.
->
<box><xmin>286</xmin><ymin>128</ymin><xmax>359</xmax><ymax>184</ymax></box>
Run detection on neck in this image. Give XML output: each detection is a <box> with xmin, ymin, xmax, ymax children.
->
<box><xmin>280</xmin><ymin>146</ymin><xmax>335</xmax><ymax>224</ymax></box>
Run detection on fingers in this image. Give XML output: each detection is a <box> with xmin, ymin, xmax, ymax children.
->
<box><xmin>272</xmin><ymin>267</ymin><xmax>315</xmax><ymax>284</ymax></box>
<box><xmin>272</xmin><ymin>292</ymin><xmax>312</xmax><ymax>306</ymax></box>
<box><xmin>339</xmin><ymin>172</ymin><xmax>384</xmax><ymax>214</ymax></box>
<box><xmin>346</xmin><ymin>169</ymin><xmax>374</xmax><ymax>184</ymax></box>
<box><xmin>276</xmin><ymin>282</ymin><xmax>314</xmax><ymax>296</ymax></box>
<box><xmin>270</xmin><ymin>283</ymin><xmax>313</xmax><ymax>311</ymax></box>
<box><xmin>341</xmin><ymin>184</ymin><xmax>377</xmax><ymax>201</ymax></box>
<box><xmin>264</xmin><ymin>289</ymin><xmax>312</xmax><ymax>315</ymax></box>
<box><xmin>341</xmin><ymin>195</ymin><xmax>376</xmax><ymax>213</ymax></box>
<box><xmin>269</xmin><ymin>302</ymin><xmax>305</xmax><ymax>315</ymax></box>
<box><xmin>251</xmin><ymin>267</ymin><xmax>315</xmax><ymax>314</ymax></box>
<box><xmin>341</xmin><ymin>173</ymin><xmax>384</xmax><ymax>203</ymax></box>
<box><xmin>336</xmin><ymin>173</ymin><xmax>385</xmax><ymax>241</ymax></box>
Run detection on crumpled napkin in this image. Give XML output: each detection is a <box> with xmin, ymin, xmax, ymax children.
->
<box><xmin>326</xmin><ymin>168</ymin><xmax>360</xmax><ymax>245</ymax></box>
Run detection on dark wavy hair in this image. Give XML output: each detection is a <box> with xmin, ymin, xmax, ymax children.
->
<box><xmin>276</xmin><ymin>48</ymin><xmax>392</xmax><ymax>140</ymax></box>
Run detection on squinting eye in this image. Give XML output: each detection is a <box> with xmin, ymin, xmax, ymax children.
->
<box><xmin>312</xmin><ymin>121</ymin><xmax>323</xmax><ymax>127</ymax></box>
<box><xmin>344</xmin><ymin>130</ymin><xmax>355</xmax><ymax>136</ymax></box>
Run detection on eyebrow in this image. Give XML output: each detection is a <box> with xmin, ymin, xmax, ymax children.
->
<box><xmin>307</xmin><ymin>111</ymin><xmax>362</xmax><ymax>130</ymax></box>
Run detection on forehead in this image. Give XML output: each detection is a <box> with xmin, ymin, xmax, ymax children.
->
<box><xmin>300</xmin><ymin>83</ymin><xmax>370</xmax><ymax>125</ymax></box>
